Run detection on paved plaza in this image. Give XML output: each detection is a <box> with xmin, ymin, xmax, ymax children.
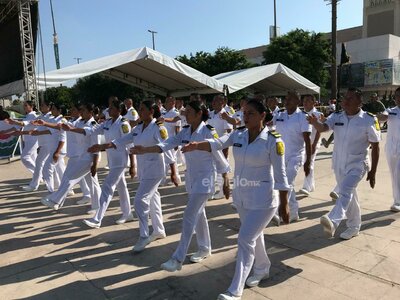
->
<box><xmin>1</xmin><ymin>132</ymin><xmax>400</xmax><ymax>300</ymax></box>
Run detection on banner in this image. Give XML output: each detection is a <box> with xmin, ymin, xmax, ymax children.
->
<box><xmin>364</xmin><ymin>59</ymin><xmax>393</xmax><ymax>86</ymax></box>
<box><xmin>0</xmin><ymin>133</ymin><xmax>19</xmax><ymax>159</ymax></box>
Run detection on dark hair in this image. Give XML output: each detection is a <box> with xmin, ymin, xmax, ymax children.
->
<box><xmin>141</xmin><ymin>100</ymin><xmax>161</xmax><ymax>119</ymax></box>
<box><xmin>246</xmin><ymin>99</ymin><xmax>273</xmax><ymax>123</ymax></box>
<box><xmin>303</xmin><ymin>94</ymin><xmax>316</xmax><ymax>101</ymax></box>
<box><xmin>81</xmin><ymin>102</ymin><xmax>95</xmax><ymax>113</ymax></box>
<box><xmin>287</xmin><ymin>91</ymin><xmax>301</xmax><ymax>101</ymax></box>
<box><xmin>395</xmin><ymin>87</ymin><xmax>400</xmax><ymax>93</ymax></box>
<box><xmin>110</xmin><ymin>99</ymin><xmax>127</xmax><ymax>116</ymax></box>
<box><xmin>25</xmin><ymin>100</ymin><xmax>37</xmax><ymax>111</ymax></box>
<box><xmin>347</xmin><ymin>87</ymin><xmax>363</xmax><ymax>100</ymax></box>
<box><xmin>187</xmin><ymin>100</ymin><xmax>209</xmax><ymax>122</ymax></box>
<box><xmin>51</xmin><ymin>102</ymin><xmax>67</xmax><ymax>115</ymax></box>
<box><xmin>0</xmin><ymin>110</ymin><xmax>10</xmax><ymax>120</ymax></box>
<box><xmin>41</xmin><ymin>100</ymin><xmax>51</xmax><ymax>107</ymax></box>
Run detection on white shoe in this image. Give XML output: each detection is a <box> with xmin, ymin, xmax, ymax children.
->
<box><xmin>148</xmin><ymin>232</ymin><xmax>166</xmax><ymax>243</ymax></box>
<box><xmin>190</xmin><ymin>249</ymin><xmax>211</xmax><ymax>263</ymax></box>
<box><xmin>330</xmin><ymin>191</ymin><xmax>339</xmax><ymax>201</ymax></box>
<box><xmin>67</xmin><ymin>190</ymin><xmax>75</xmax><ymax>196</ymax></box>
<box><xmin>270</xmin><ymin>215</ymin><xmax>280</xmax><ymax>227</ymax></box>
<box><xmin>83</xmin><ymin>218</ymin><xmax>101</xmax><ymax>228</ymax></box>
<box><xmin>245</xmin><ymin>272</ymin><xmax>269</xmax><ymax>287</ymax></box>
<box><xmin>115</xmin><ymin>213</ymin><xmax>135</xmax><ymax>225</ymax></box>
<box><xmin>41</xmin><ymin>197</ymin><xmax>59</xmax><ymax>211</ymax></box>
<box><xmin>320</xmin><ymin>215</ymin><xmax>336</xmax><ymax>238</ymax></box>
<box><xmin>390</xmin><ymin>204</ymin><xmax>400</xmax><ymax>212</ymax></box>
<box><xmin>289</xmin><ymin>212</ymin><xmax>299</xmax><ymax>223</ymax></box>
<box><xmin>213</xmin><ymin>190</ymin><xmax>224</xmax><ymax>200</ymax></box>
<box><xmin>340</xmin><ymin>227</ymin><xmax>359</xmax><ymax>240</ymax></box>
<box><xmin>299</xmin><ymin>188</ymin><xmax>310</xmax><ymax>196</ymax></box>
<box><xmin>160</xmin><ymin>258</ymin><xmax>182</xmax><ymax>272</ymax></box>
<box><xmin>21</xmin><ymin>185</ymin><xmax>37</xmax><ymax>192</ymax></box>
<box><xmin>132</xmin><ymin>236</ymin><xmax>151</xmax><ymax>253</ymax></box>
<box><xmin>77</xmin><ymin>196</ymin><xmax>91</xmax><ymax>205</ymax></box>
<box><xmin>217</xmin><ymin>291</ymin><xmax>241</xmax><ymax>300</ymax></box>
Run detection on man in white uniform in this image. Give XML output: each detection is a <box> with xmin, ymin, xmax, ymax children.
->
<box><xmin>273</xmin><ymin>91</ymin><xmax>312</xmax><ymax>222</ymax></box>
<box><xmin>123</xmin><ymin>98</ymin><xmax>139</xmax><ymax>127</ymax></box>
<box><xmin>309</xmin><ymin>88</ymin><xmax>380</xmax><ymax>240</ymax></box>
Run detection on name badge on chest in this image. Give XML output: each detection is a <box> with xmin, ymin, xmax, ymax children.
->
<box><xmin>132</xmin><ymin>133</ymin><xmax>138</xmax><ymax>136</ymax></box>
<box><xmin>389</xmin><ymin>112</ymin><xmax>397</xmax><ymax>116</ymax></box>
<box><xmin>103</xmin><ymin>127</ymin><xmax>109</xmax><ymax>130</ymax></box>
<box><xmin>233</xmin><ymin>143</ymin><xmax>242</xmax><ymax>147</ymax></box>
<box><xmin>276</xmin><ymin>119</ymin><xmax>284</xmax><ymax>122</ymax></box>
<box><xmin>181</xmin><ymin>140</ymin><xmax>190</xmax><ymax>144</ymax></box>
<box><xmin>334</xmin><ymin>122</ymin><xmax>344</xmax><ymax>126</ymax></box>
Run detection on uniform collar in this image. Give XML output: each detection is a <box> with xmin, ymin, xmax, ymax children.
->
<box><xmin>344</xmin><ymin>109</ymin><xmax>363</xmax><ymax>118</ymax></box>
<box><xmin>306</xmin><ymin>107</ymin><xmax>317</xmax><ymax>114</ymax></box>
<box><xmin>192</xmin><ymin>121</ymin><xmax>205</xmax><ymax>134</ymax></box>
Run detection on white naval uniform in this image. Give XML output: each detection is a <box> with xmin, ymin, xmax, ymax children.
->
<box><xmin>383</xmin><ymin>106</ymin><xmax>400</xmax><ymax>206</ymax></box>
<box><xmin>208</xmin><ymin>108</ymin><xmax>233</xmax><ymax>138</ymax></box>
<box><xmin>273</xmin><ymin>108</ymin><xmax>312</xmax><ymax>217</ymax></box>
<box><xmin>161</xmin><ymin>107</ymin><xmax>180</xmax><ymax>168</ymax></box>
<box><xmin>48</xmin><ymin>117</ymin><xmax>101</xmax><ymax>210</ymax></box>
<box><xmin>28</xmin><ymin>112</ymin><xmax>53</xmax><ymax>190</ymax></box>
<box><xmin>324</xmin><ymin>109</ymin><xmax>381</xmax><ymax>230</ymax></box>
<box><xmin>158</xmin><ymin>122</ymin><xmax>230</xmax><ymax>262</ymax></box>
<box><xmin>89</xmin><ymin>116</ymin><xmax>132</xmax><ymax>222</ymax></box>
<box><xmin>20</xmin><ymin>111</ymin><xmax>39</xmax><ymax>174</ymax></box>
<box><xmin>232</xmin><ymin>110</ymin><xmax>245</xmax><ymax>128</ymax></box>
<box><xmin>42</xmin><ymin>115</ymin><xmax>67</xmax><ymax>193</ymax></box>
<box><xmin>65</xmin><ymin>117</ymin><xmax>90</xmax><ymax>198</ymax></box>
<box><xmin>114</xmin><ymin>118</ymin><xmax>171</xmax><ymax>238</ymax></box>
<box><xmin>102</xmin><ymin>108</ymin><xmax>110</xmax><ymax>119</ymax></box>
<box><xmin>208</xmin><ymin>127</ymin><xmax>290</xmax><ymax>297</ymax></box>
<box><xmin>123</xmin><ymin>107</ymin><xmax>139</xmax><ymax>124</ymax></box>
<box><xmin>302</xmin><ymin>107</ymin><xmax>323</xmax><ymax>192</ymax></box>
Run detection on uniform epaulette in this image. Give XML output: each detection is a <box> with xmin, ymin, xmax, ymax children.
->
<box><xmin>121</xmin><ymin>117</ymin><xmax>127</xmax><ymax>122</ymax></box>
<box><xmin>334</xmin><ymin>110</ymin><xmax>342</xmax><ymax>114</ymax></box>
<box><xmin>156</xmin><ymin>120</ymin><xmax>164</xmax><ymax>126</ymax></box>
<box><xmin>268</xmin><ymin>131</ymin><xmax>281</xmax><ymax>138</ymax></box>
<box><xmin>138</xmin><ymin>121</ymin><xmax>143</xmax><ymax>125</ymax></box>
<box><xmin>182</xmin><ymin>125</ymin><xmax>190</xmax><ymax>128</ymax></box>
<box><xmin>107</xmin><ymin>117</ymin><xmax>112</xmax><ymax>120</ymax></box>
<box><xmin>366</xmin><ymin>112</ymin><xmax>376</xmax><ymax>118</ymax></box>
<box><xmin>236</xmin><ymin>126</ymin><xmax>246</xmax><ymax>130</ymax></box>
<box><xmin>301</xmin><ymin>110</ymin><xmax>307</xmax><ymax>114</ymax></box>
<box><xmin>278</xmin><ymin>108</ymin><xmax>285</xmax><ymax>112</ymax></box>
<box><xmin>206</xmin><ymin>124</ymin><xmax>215</xmax><ymax>130</ymax></box>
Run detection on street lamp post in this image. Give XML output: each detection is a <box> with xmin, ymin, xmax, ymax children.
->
<box><xmin>148</xmin><ymin>29</ymin><xmax>157</xmax><ymax>50</ymax></box>
<box><xmin>73</xmin><ymin>57</ymin><xmax>82</xmax><ymax>64</ymax></box>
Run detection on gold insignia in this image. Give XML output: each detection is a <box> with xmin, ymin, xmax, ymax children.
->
<box><xmin>276</xmin><ymin>141</ymin><xmax>284</xmax><ymax>156</ymax></box>
<box><xmin>212</xmin><ymin>131</ymin><xmax>219</xmax><ymax>139</ymax></box>
<box><xmin>121</xmin><ymin>124</ymin><xmax>129</xmax><ymax>134</ymax></box>
<box><xmin>160</xmin><ymin>128</ymin><xmax>168</xmax><ymax>140</ymax></box>
<box><xmin>374</xmin><ymin>119</ymin><xmax>380</xmax><ymax>131</ymax></box>
<box><xmin>132</xmin><ymin>110</ymin><xmax>137</xmax><ymax>116</ymax></box>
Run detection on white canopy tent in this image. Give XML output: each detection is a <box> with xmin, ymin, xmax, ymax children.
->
<box><xmin>35</xmin><ymin>47</ymin><xmax>226</xmax><ymax>97</ymax></box>
<box><xmin>213</xmin><ymin>63</ymin><xmax>320</xmax><ymax>96</ymax></box>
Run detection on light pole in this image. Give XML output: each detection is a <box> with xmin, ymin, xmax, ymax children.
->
<box><xmin>273</xmin><ymin>0</ymin><xmax>277</xmax><ymax>39</ymax></box>
<box><xmin>148</xmin><ymin>29</ymin><xmax>157</xmax><ymax>50</ymax></box>
<box><xmin>73</xmin><ymin>57</ymin><xmax>82</xmax><ymax>64</ymax></box>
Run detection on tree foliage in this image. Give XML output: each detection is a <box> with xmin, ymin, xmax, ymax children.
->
<box><xmin>263</xmin><ymin>29</ymin><xmax>331</xmax><ymax>93</ymax></box>
<box><xmin>42</xmin><ymin>86</ymin><xmax>74</xmax><ymax>109</ymax></box>
<box><xmin>177</xmin><ymin>47</ymin><xmax>253</xmax><ymax>76</ymax></box>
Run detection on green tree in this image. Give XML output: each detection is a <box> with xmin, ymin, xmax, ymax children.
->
<box><xmin>72</xmin><ymin>74</ymin><xmax>145</xmax><ymax>108</ymax></box>
<box><xmin>42</xmin><ymin>86</ymin><xmax>74</xmax><ymax>109</ymax></box>
<box><xmin>177</xmin><ymin>47</ymin><xmax>253</xmax><ymax>77</ymax></box>
<box><xmin>263</xmin><ymin>29</ymin><xmax>330</xmax><ymax>95</ymax></box>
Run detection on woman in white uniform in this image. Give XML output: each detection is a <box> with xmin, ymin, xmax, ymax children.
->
<box><xmin>98</xmin><ymin>100</ymin><xmax>179</xmax><ymax>253</ymax></box>
<box><xmin>4</xmin><ymin>101</ymin><xmax>38</xmax><ymax>174</ymax></box>
<box><xmin>38</xmin><ymin>103</ymin><xmax>101</xmax><ymax>212</ymax></box>
<box><xmin>131</xmin><ymin>100</ymin><xmax>230</xmax><ymax>271</ymax></box>
<box><xmin>183</xmin><ymin>100</ymin><xmax>290</xmax><ymax>300</ymax></box>
<box><xmin>76</xmin><ymin>99</ymin><xmax>135</xmax><ymax>227</ymax></box>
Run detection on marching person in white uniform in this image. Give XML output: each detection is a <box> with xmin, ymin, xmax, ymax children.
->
<box><xmin>309</xmin><ymin>88</ymin><xmax>381</xmax><ymax>240</ymax></box>
<box><xmin>377</xmin><ymin>86</ymin><xmax>400</xmax><ymax>212</ymax></box>
<box><xmin>300</xmin><ymin>95</ymin><xmax>323</xmax><ymax>195</ymax></box>
<box><xmin>221</xmin><ymin>97</ymin><xmax>248</xmax><ymax>129</ymax></box>
<box><xmin>104</xmin><ymin>100</ymin><xmax>179</xmax><ymax>253</ymax></box>
<box><xmin>4</xmin><ymin>101</ymin><xmax>38</xmax><ymax>174</ymax></box>
<box><xmin>131</xmin><ymin>100</ymin><xmax>230</xmax><ymax>272</ymax></box>
<box><xmin>37</xmin><ymin>103</ymin><xmax>101</xmax><ymax>212</ymax></box>
<box><xmin>273</xmin><ymin>91</ymin><xmax>312</xmax><ymax>222</ymax></box>
<box><xmin>81</xmin><ymin>100</ymin><xmax>135</xmax><ymax>227</ymax></box>
<box><xmin>183</xmin><ymin>100</ymin><xmax>290</xmax><ymax>300</ymax></box>
<box><xmin>123</xmin><ymin>98</ymin><xmax>140</xmax><ymax>127</ymax></box>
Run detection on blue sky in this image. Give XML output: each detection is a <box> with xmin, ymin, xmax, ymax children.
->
<box><xmin>37</xmin><ymin>0</ymin><xmax>363</xmax><ymax>72</ymax></box>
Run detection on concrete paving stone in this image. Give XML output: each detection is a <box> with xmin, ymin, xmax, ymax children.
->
<box><xmin>369</xmin><ymin>257</ymin><xmax>400</xmax><ymax>284</ymax></box>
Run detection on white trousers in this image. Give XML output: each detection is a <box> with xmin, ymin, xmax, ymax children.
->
<box><xmin>172</xmin><ymin>193</ymin><xmax>211</xmax><ymax>262</ymax></box>
<box><xmin>228</xmin><ymin>206</ymin><xmax>277</xmax><ymax>297</ymax></box>
<box><xmin>286</xmin><ymin>156</ymin><xmax>303</xmax><ymax>215</ymax></box>
<box><xmin>48</xmin><ymin>157</ymin><xmax>100</xmax><ymax>210</ymax></box>
<box><xmin>79</xmin><ymin>177</ymin><xmax>91</xmax><ymax>198</ymax></box>
<box><xmin>29</xmin><ymin>146</ymin><xmax>49</xmax><ymax>189</ymax></box>
<box><xmin>43</xmin><ymin>151</ymin><xmax>66</xmax><ymax>193</ymax></box>
<box><xmin>94</xmin><ymin>166</ymin><xmax>131</xmax><ymax>222</ymax></box>
<box><xmin>328</xmin><ymin>167</ymin><xmax>366</xmax><ymax>230</ymax></box>
<box><xmin>302</xmin><ymin>151</ymin><xmax>318</xmax><ymax>192</ymax></box>
<box><xmin>21</xmin><ymin>139</ymin><xmax>38</xmax><ymax>174</ymax></box>
<box><xmin>134</xmin><ymin>178</ymin><xmax>165</xmax><ymax>238</ymax></box>
<box><xmin>387</xmin><ymin>152</ymin><xmax>400</xmax><ymax>205</ymax></box>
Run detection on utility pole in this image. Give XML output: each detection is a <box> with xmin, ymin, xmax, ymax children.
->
<box><xmin>148</xmin><ymin>29</ymin><xmax>157</xmax><ymax>50</ymax></box>
<box><xmin>49</xmin><ymin>0</ymin><xmax>60</xmax><ymax>69</ymax></box>
<box><xmin>326</xmin><ymin>0</ymin><xmax>340</xmax><ymax>99</ymax></box>
<box><xmin>273</xmin><ymin>0</ymin><xmax>277</xmax><ymax>39</ymax></box>
<box><xmin>73</xmin><ymin>57</ymin><xmax>82</xmax><ymax>64</ymax></box>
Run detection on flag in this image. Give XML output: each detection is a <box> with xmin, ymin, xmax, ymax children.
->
<box><xmin>340</xmin><ymin>43</ymin><xmax>350</xmax><ymax>65</ymax></box>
